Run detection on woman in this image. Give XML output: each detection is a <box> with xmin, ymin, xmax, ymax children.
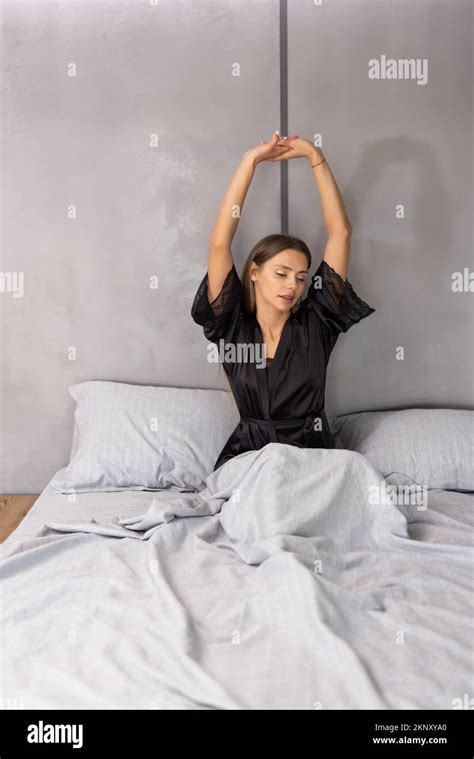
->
<box><xmin>191</xmin><ymin>131</ymin><xmax>375</xmax><ymax>472</ymax></box>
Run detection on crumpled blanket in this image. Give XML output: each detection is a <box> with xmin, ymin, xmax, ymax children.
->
<box><xmin>1</xmin><ymin>444</ymin><xmax>472</xmax><ymax>710</ymax></box>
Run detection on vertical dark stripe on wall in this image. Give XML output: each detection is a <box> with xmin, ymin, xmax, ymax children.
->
<box><xmin>279</xmin><ymin>0</ymin><xmax>288</xmax><ymax>234</ymax></box>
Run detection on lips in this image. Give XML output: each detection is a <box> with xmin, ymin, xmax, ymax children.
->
<box><xmin>279</xmin><ymin>295</ymin><xmax>295</xmax><ymax>303</ymax></box>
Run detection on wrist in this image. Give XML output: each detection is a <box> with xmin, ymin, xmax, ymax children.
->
<box><xmin>242</xmin><ymin>150</ymin><xmax>258</xmax><ymax>169</ymax></box>
<box><xmin>308</xmin><ymin>147</ymin><xmax>324</xmax><ymax>164</ymax></box>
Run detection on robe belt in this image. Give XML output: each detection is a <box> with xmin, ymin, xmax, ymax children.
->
<box><xmin>240</xmin><ymin>415</ymin><xmax>308</xmax><ymax>444</ymax></box>
<box><xmin>240</xmin><ymin>416</ymin><xmax>307</xmax><ymax>428</ymax></box>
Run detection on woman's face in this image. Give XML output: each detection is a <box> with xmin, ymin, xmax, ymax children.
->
<box><xmin>251</xmin><ymin>249</ymin><xmax>309</xmax><ymax>312</ymax></box>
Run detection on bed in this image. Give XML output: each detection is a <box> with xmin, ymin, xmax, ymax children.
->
<box><xmin>1</xmin><ymin>381</ymin><xmax>473</xmax><ymax>710</ymax></box>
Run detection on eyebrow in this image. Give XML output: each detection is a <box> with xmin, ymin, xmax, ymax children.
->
<box><xmin>274</xmin><ymin>264</ymin><xmax>309</xmax><ymax>274</ymax></box>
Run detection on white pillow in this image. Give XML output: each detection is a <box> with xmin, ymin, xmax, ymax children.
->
<box><xmin>52</xmin><ymin>381</ymin><xmax>240</xmax><ymax>494</ymax></box>
<box><xmin>329</xmin><ymin>408</ymin><xmax>474</xmax><ymax>491</ymax></box>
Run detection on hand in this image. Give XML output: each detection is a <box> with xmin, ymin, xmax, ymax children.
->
<box><xmin>245</xmin><ymin>131</ymin><xmax>299</xmax><ymax>165</ymax></box>
<box><xmin>268</xmin><ymin>136</ymin><xmax>319</xmax><ymax>162</ymax></box>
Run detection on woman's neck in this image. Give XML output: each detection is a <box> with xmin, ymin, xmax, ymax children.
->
<box><xmin>255</xmin><ymin>304</ymin><xmax>291</xmax><ymax>339</ymax></box>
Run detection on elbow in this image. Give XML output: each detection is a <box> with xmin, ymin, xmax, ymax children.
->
<box><xmin>209</xmin><ymin>239</ymin><xmax>229</xmax><ymax>249</ymax></box>
<box><xmin>329</xmin><ymin>226</ymin><xmax>352</xmax><ymax>238</ymax></box>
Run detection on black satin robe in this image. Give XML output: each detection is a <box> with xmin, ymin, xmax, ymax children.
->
<box><xmin>191</xmin><ymin>258</ymin><xmax>375</xmax><ymax>471</ymax></box>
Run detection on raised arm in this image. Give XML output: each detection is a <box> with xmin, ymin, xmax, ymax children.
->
<box><xmin>270</xmin><ymin>137</ymin><xmax>353</xmax><ymax>281</ymax></box>
<box><xmin>207</xmin><ymin>154</ymin><xmax>256</xmax><ymax>302</ymax></box>
<box><xmin>208</xmin><ymin>132</ymin><xmax>295</xmax><ymax>302</ymax></box>
<box><xmin>307</xmin><ymin>146</ymin><xmax>352</xmax><ymax>281</ymax></box>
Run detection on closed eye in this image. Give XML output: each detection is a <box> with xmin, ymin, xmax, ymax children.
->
<box><xmin>276</xmin><ymin>271</ymin><xmax>306</xmax><ymax>282</ymax></box>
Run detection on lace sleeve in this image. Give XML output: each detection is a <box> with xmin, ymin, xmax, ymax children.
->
<box><xmin>307</xmin><ymin>259</ymin><xmax>376</xmax><ymax>333</ymax></box>
<box><xmin>190</xmin><ymin>263</ymin><xmax>242</xmax><ymax>344</ymax></box>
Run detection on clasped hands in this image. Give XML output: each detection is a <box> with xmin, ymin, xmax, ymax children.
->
<box><xmin>246</xmin><ymin>131</ymin><xmax>320</xmax><ymax>166</ymax></box>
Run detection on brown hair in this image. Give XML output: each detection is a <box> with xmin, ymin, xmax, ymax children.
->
<box><xmin>240</xmin><ymin>233</ymin><xmax>312</xmax><ymax>316</ymax></box>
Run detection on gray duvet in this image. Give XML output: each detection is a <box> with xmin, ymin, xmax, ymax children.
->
<box><xmin>1</xmin><ymin>444</ymin><xmax>473</xmax><ymax>709</ymax></box>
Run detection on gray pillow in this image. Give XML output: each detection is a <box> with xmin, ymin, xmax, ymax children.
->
<box><xmin>52</xmin><ymin>381</ymin><xmax>240</xmax><ymax>494</ymax></box>
<box><xmin>329</xmin><ymin>408</ymin><xmax>474</xmax><ymax>491</ymax></box>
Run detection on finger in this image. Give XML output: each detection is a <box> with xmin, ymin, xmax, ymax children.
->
<box><xmin>271</xmin><ymin>151</ymin><xmax>295</xmax><ymax>162</ymax></box>
<box><xmin>273</xmin><ymin>147</ymin><xmax>292</xmax><ymax>157</ymax></box>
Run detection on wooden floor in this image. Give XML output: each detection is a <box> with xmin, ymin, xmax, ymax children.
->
<box><xmin>0</xmin><ymin>495</ymin><xmax>39</xmax><ymax>543</ymax></box>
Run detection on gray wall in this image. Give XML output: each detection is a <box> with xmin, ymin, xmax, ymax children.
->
<box><xmin>1</xmin><ymin>0</ymin><xmax>472</xmax><ymax>493</ymax></box>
